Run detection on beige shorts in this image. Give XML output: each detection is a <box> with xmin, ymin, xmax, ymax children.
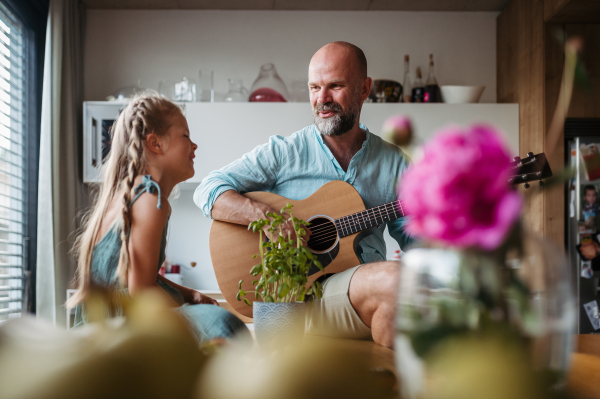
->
<box><xmin>305</xmin><ymin>265</ymin><xmax>372</xmax><ymax>340</ymax></box>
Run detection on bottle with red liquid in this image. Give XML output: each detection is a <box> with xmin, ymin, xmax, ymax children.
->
<box><xmin>424</xmin><ymin>54</ymin><xmax>441</xmax><ymax>103</ymax></box>
<box><xmin>249</xmin><ymin>63</ymin><xmax>290</xmax><ymax>102</ymax></box>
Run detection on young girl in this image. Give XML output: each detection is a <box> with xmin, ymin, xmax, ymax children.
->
<box><xmin>68</xmin><ymin>92</ymin><xmax>248</xmax><ymax>343</ymax></box>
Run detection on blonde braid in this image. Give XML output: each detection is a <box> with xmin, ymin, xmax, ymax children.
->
<box><xmin>115</xmin><ymin>101</ymin><xmax>147</xmax><ymax>285</ymax></box>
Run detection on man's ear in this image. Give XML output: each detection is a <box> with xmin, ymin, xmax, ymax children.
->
<box><xmin>145</xmin><ymin>133</ymin><xmax>165</xmax><ymax>155</ymax></box>
<box><xmin>361</xmin><ymin>77</ymin><xmax>373</xmax><ymax>102</ymax></box>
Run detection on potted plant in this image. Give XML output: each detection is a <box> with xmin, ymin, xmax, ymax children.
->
<box><xmin>237</xmin><ymin>203</ymin><xmax>324</xmax><ymax>350</ymax></box>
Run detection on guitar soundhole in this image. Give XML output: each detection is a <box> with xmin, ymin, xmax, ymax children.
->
<box><xmin>307</xmin><ymin>217</ymin><xmax>338</xmax><ymax>252</ymax></box>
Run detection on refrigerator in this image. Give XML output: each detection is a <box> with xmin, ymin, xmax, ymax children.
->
<box><xmin>566</xmin><ymin>118</ymin><xmax>600</xmax><ymax>333</ymax></box>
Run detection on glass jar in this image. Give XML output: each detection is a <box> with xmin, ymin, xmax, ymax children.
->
<box><xmin>249</xmin><ymin>63</ymin><xmax>289</xmax><ymax>102</ymax></box>
<box><xmin>395</xmin><ymin>230</ymin><xmax>575</xmax><ymax>399</ymax></box>
<box><xmin>223</xmin><ymin>79</ymin><xmax>249</xmax><ymax>102</ymax></box>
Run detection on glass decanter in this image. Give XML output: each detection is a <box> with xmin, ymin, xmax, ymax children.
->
<box><xmin>223</xmin><ymin>79</ymin><xmax>249</xmax><ymax>102</ymax></box>
<box><xmin>249</xmin><ymin>63</ymin><xmax>289</xmax><ymax>102</ymax></box>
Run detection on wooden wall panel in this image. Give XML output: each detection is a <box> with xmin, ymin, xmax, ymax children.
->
<box><xmin>498</xmin><ymin>0</ymin><xmax>547</xmax><ymax>237</ymax></box>
<box><xmin>500</xmin><ymin>0</ymin><xmax>600</xmax><ymax>248</ymax></box>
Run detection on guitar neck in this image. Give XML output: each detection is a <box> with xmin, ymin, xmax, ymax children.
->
<box><xmin>334</xmin><ymin>200</ymin><xmax>406</xmax><ymax>238</ymax></box>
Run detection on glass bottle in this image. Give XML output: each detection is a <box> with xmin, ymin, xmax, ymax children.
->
<box><xmin>249</xmin><ymin>63</ymin><xmax>289</xmax><ymax>102</ymax></box>
<box><xmin>411</xmin><ymin>67</ymin><xmax>425</xmax><ymax>103</ymax></box>
<box><xmin>224</xmin><ymin>79</ymin><xmax>249</xmax><ymax>102</ymax></box>
<box><xmin>402</xmin><ymin>55</ymin><xmax>411</xmax><ymax>103</ymax></box>
<box><xmin>424</xmin><ymin>54</ymin><xmax>441</xmax><ymax>103</ymax></box>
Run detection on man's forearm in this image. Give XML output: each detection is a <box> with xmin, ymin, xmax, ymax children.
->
<box><xmin>211</xmin><ymin>190</ymin><xmax>273</xmax><ymax>225</ymax></box>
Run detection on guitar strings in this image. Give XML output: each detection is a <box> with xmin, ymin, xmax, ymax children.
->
<box><xmin>308</xmin><ymin>205</ymin><xmax>404</xmax><ymax>245</ymax></box>
<box><xmin>281</xmin><ymin>200</ymin><xmax>407</xmax><ymax>244</ymax></box>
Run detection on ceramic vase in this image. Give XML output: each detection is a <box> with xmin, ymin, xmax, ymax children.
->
<box><xmin>253</xmin><ymin>302</ymin><xmax>306</xmax><ymax>350</ymax></box>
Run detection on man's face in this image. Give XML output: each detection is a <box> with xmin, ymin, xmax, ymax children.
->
<box><xmin>586</xmin><ymin>190</ymin><xmax>597</xmax><ymax>205</ymax></box>
<box><xmin>308</xmin><ymin>47</ymin><xmax>370</xmax><ymax>137</ymax></box>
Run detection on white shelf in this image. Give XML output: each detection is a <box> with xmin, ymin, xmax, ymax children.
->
<box><xmin>82</xmin><ymin>102</ymin><xmax>519</xmax><ymax>184</ymax></box>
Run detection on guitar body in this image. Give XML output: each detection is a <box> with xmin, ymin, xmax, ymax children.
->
<box><xmin>209</xmin><ymin>181</ymin><xmax>366</xmax><ymax>318</ymax></box>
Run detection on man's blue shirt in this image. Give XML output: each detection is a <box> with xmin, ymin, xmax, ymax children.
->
<box><xmin>194</xmin><ymin>123</ymin><xmax>411</xmax><ymax>263</ymax></box>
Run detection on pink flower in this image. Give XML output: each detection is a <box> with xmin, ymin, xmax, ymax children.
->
<box><xmin>399</xmin><ymin>125</ymin><xmax>522</xmax><ymax>250</ymax></box>
<box><xmin>382</xmin><ymin>115</ymin><xmax>413</xmax><ymax>147</ymax></box>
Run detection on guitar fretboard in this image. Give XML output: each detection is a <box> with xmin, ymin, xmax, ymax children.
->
<box><xmin>334</xmin><ymin>200</ymin><xmax>406</xmax><ymax>238</ymax></box>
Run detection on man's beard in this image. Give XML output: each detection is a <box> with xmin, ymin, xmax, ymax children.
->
<box><xmin>313</xmin><ymin>96</ymin><xmax>360</xmax><ymax>137</ymax></box>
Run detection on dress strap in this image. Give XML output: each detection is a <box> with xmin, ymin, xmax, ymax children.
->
<box><xmin>131</xmin><ymin>175</ymin><xmax>162</xmax><ymax>209</ymax></box>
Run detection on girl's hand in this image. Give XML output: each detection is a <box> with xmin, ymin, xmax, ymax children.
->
<box><xmin>185</xmin><ymin>289</ymin><xmax>219</xmax><ymax>306</ymax></box>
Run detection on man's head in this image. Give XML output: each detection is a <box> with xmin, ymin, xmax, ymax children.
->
<box><xmin>585</xmin><ymin>185</ymin><xmax>597</xmax><ymax>205</ymax></box>
<box><xmin>308</xmin><ymin>42</ymin><xmax>371</xmax><ymax>137</ymax></box>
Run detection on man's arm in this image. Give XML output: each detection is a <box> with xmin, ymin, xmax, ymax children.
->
<box><xmin>211</xmin><ymin>190</ymin><xmax>274</xmax><ymax>225</ymax></box>
<box><xmin>194</xmin><ymin>135</ymin><xmax>310</xmax><ymax>241</ymax></box>
<box><xmin>194</xmin><ymin>136</ymin><xmax>284</xmax><ymax>220</ymax></box>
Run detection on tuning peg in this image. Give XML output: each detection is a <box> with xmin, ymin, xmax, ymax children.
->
<box><xmin>524</xmin><ymin>182</ymin><xmax>530</xmax><ymax>189</ymax></box>
<box><xmin>513</xmin><ymin>156</ymin><xmax>521</xmax><ymax>162</ymax></box>
<box><xmin>527</xmin><ymin>152</ymin><xmax>534</xmax><ymax>158</ymax></box>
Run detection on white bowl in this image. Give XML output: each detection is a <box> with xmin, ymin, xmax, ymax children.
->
<box><xmin>440</xmin><ymin>85</ymin><xmax>485</xmax><ymax>104</ymax></box>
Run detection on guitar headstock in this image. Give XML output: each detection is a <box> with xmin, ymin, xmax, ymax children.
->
<box><xmin>508</xmin><ymin>152</ymin><xmax>553</xmax><ymax>188</ymax></box>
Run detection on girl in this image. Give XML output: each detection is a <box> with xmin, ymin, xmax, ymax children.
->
<box><xmin>68</xmin><ymin>92</ymin><xmax>248</xmax><ymax>343</ymax></box>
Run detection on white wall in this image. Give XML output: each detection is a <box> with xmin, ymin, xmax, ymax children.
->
<box><xmin>83</xmin><ymin>9</ymin><xmax>500</xmax><ymax>290</ymax></box>
<box><xmin>84</xmin><ymin>10</ymin><xmax>498</xmax><ymax>103</ymax></box>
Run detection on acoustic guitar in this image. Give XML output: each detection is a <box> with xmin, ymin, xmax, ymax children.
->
<box><xmin>209</xmin><ymin>151</ymin><xmax>552</xmax><ymax>318</ymax></box>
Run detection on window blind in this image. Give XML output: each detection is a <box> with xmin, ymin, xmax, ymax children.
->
<box><xmin>0</xmin><ymin>2</ymin><xmax>26</xmax><ymax>322</ymax></box>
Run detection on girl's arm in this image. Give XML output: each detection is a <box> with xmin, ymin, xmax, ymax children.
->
<box><xmin>127</xmin><ymin>192</ymin><xmax>178</xmax><ymax>306</ymax></box>
<box><xmin>156</xmin><ymin>274</ymin><xmax>218</xmax><ymax>306</ymax></box>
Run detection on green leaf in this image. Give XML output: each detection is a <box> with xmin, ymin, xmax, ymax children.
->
<box><xmin>238</xmin><ymin>280</ymin><xmax>244</xmax><ymax>289</ymax></box>
<box><xmin>243</xmin><ymin>298</ymin><xmax>251</xmax><ymax>306</ymax></box>
<box><xmin>250</xmin><ymin>264</ymin><xmax>262</xmax><ymax>275</ymax></box>
<box><xmin>236</xmin><ymin>292</ymin><xmax>241</xmax><ymax>301</ymax></box>
<box><xmin>265</xmin><ymin>295</ymin><xmax>274</xmax><ymax>303</ymax></box>
<box><xmin>293</xmin><ymin>275</ymin><xmax>305</xmax><ymax>284</ymax></box>
<box><xmin>239</xmin><ymin>290</ymin><xmax>246</xmax><ymax>296</ymax></box>
<box><xmin>278</xmin><ymin>283</ymin><xmax>290</xmax><ymax>299</ymax></box>
<box><xmin>252</xmin><ymin>280</ymin><xmax>259</xmax><ymax>285</ymax></box>
<box><xmin>268</xmin><ymin>275</ymin><xmax>281</xmax><ymax>284</ymax></box>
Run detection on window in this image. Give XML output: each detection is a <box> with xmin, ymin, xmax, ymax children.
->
<box><xmin>0</xmin><ymin>2</ymin><xmax>28</xmax><ymax>322</ymax></box>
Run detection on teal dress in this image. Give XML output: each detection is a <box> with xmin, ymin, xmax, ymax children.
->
<box><xmin>73</xmin><ymin>176</ymin><xmax>249</xmax><ymax>344</ymax></box>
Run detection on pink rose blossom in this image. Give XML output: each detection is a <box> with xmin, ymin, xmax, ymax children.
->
<box><xmin>382</xmin><ymin>115</ymin><xmax>413</xmax><ymax>147</ymax></box>
<box><xmin>399</xmin><ymin>125</ymin><xmax>522</xmax><ymax>250</ymax></box>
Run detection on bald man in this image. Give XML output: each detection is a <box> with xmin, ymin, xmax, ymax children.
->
<box><xmin>195</xmin><ymin>42</ymin><xmax>411</xmax><ymax>348</ymax></box>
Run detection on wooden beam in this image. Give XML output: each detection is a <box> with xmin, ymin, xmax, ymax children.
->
<box><xmin>498</xmin><ymin>0</ymin><xmax>547</xmax><ymax>238</ymax></box>
<box><xmin>544</xmin><ymin>0</ymin><xmax>571</xmax><ymax>21</ymax></box>
<box><xmin>547</xmin><ymin>0</ymin><xmax>600</xmax><ymax>23</ymax></box>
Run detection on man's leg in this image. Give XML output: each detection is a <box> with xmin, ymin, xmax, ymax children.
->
<box><xmin>348</xmin><ymin>261</ymin><xmax>400</xmax><ymax>348</ymax></box>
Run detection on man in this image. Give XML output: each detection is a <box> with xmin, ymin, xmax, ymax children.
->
<box><xmin>195</xmin><ymin>41</ymin><xmax>410</xmax><ymax>348</ymax></box>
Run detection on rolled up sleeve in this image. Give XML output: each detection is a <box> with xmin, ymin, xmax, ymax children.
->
<box><xmin>193</xmin><ymin>135</ymin><xmax>284</xmax><ymax>218</ymax></box>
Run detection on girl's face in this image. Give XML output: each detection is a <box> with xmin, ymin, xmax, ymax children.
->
<box><xmin>162</xmin><ymin>111</ymin><xmax>197</xmax><ymax>183</ymax></box>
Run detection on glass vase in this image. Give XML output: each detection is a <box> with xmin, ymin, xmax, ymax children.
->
<box><xmin>249</xmin><ymin>63</ymin><xmax>289</xmax><ymax>102</ymax></box>
<box><xmin>395</xmin><ymin>229</ymin><xmax>575</xmax><ymax>399</ymax></box>
<box><xmin>223</xmin><ymin>79</ymin><xmax>249</xmax><ymax>102</ymax></box>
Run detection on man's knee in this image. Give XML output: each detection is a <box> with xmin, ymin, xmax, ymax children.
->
<box><xmin>349</xmin><ymin>261</ymin><xmax>400</xmax><ymax>311</ymax></box>
<box><xmin>357</xmin><ymin>261</ymin><xmax>400</xmax><ymax>298</ymax></box>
